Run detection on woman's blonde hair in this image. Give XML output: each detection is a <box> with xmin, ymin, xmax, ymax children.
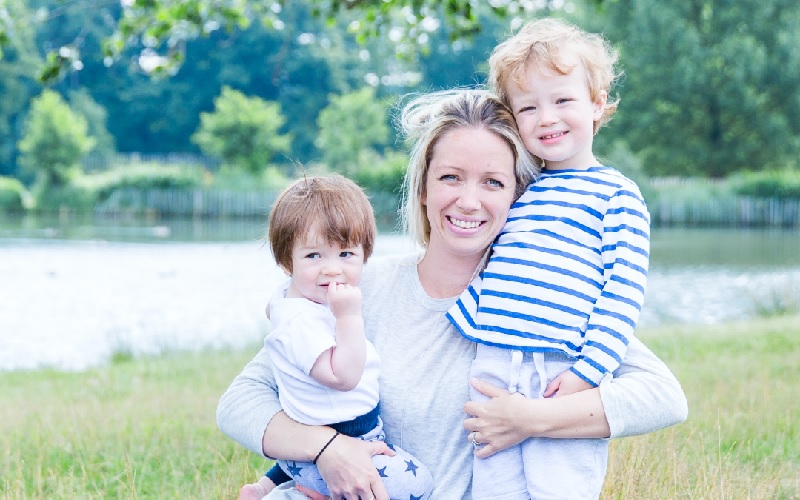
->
<box><xmin>397</xmin><ymin>89</ymin><xmax>539</xmax><ymax>248</ymax></box>
<box><xmin>489</xmin><ymin>17</ymin><xmax>621</xmax><ymax>133</ymax></box>
<box><xmin>268</xmin><ymin>175</ymin><xmax>376</xmax><ymax>273</ymax></box>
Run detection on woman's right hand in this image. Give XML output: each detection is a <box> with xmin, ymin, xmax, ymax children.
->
<box><xmin>315</xmin><ymin>435</ymin><xmax>394</xmax><ymax>500</ymax></box>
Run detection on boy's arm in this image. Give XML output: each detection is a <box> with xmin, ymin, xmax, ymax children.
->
<box><xmin>571</xmin><ymin>187</ymin><xmax>650</xmax><ymax>386</ymax></box>
<box><xmin>309</xmin><ymin>283</ymin><xmax>367</xmax><ymax>391</ymax></box>
<box><xmin>543</xmin><ymin>368</ymin><xmax>593</xmax><ymax>397</ymax></box>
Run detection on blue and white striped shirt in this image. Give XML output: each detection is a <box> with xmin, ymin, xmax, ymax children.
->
<box><xmin>447</xmin><ymin>166</ymin><xmax>650</xmax><ymax>386</ymax></box>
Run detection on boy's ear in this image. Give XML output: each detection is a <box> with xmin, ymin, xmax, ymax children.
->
<box><xmin>592</xmin><ymin>90</ymin><xmax>608</xmax><ymax>121</ymax></box>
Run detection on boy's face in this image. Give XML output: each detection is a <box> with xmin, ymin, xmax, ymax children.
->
<box><xmin>283</xmin><ymin>226</ymin><xmax>365</xmax><ymax>305</ymax></box>
<box><xmin>507</xmin><ymin>58</ymin><xmax>606</xmax><ymax>170</ymax></box>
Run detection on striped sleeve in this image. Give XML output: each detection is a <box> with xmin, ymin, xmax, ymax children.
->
<box><xmin>571</xmin><ymin>182</ymin><xmax>650</xmax><ymax>386</ymax></box>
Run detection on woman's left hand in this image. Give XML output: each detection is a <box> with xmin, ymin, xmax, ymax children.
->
<box><xmin>463</xmin><ymin>377</ymin><xmax>535</xmax><ymax>458</ymax></box>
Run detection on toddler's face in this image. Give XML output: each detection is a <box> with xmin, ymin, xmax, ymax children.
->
<box><xmin>284</xmin><ymin>226</ymin><xmax>365</xmax><ymax>305</ymax></box>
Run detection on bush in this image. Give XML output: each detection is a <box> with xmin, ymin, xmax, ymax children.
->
<box><xmin>33</xmin><ymin>185</ymin><xmax>97</xmax><ymax>213</ymax></box>
<box><xmin>601</xmin><ymin>140</ymin><xmax>655</xmax><ymax>203</ymax></box>
<box><xmin>0</xmin><ymin>176</ymin><xmax>29</xmax><ymax>212</ymax></box>
<box><xmin>210</xmin><ymin>165</ymin><xmax>289</xmax><ymax>192</ymax></box>
<box><xmin>76</xmin><ymin>162</ymin><xmax>205</xmax><ymax>202</ymax></box>
<box><xmin>352</xmin><ymin>150</ymin><xmax>407</xmax><ymax>194</ymax></box>
<box><xmin>730</xmin><ymin>169</ymin><xmax>800</xmax><ymax>199</ymax></box>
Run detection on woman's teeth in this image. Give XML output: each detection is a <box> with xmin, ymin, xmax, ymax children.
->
<box><xmin>450</xmin><ymin>218</ymin><xmax>480</xmax><ymax>229</ymax></box>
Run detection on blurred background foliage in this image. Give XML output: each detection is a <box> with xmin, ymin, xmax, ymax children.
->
<box><xmin>0</xmin><ymin>0</ymin><xmax>799</xmax><ymax>214</ymax></box>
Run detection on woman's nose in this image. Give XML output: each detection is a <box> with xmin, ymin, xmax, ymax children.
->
<box><xmin>456</xmin><ymin>184</ymin><xmax>481</xmax><ymax>211</ymax></box>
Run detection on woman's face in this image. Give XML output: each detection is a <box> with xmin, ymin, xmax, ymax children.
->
<box><xmin>423</xmin><ymin>127</ymin><xmax>517</xmax><ymax>261</ymax></box>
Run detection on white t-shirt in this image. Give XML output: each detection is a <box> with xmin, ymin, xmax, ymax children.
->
<box><xmin>218</xmin><ymin>254</ymin><xmax>688</xmax><ymax>499</ymax></box>
<box><xmin>265</xmin><ymin>280</ymin><xmax>381</xmax><ymax>426</ymax></box>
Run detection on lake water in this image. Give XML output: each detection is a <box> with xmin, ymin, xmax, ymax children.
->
<box><xmin>1</xmin><ymin>215</ymin><xmax>799</xmax><ymax>372</ymax></box>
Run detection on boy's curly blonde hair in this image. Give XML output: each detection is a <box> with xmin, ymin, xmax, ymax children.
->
<box><xmin>488</xmin><ymin>17</ymin><xmax>621</xmax><ymax>134</ymax></box>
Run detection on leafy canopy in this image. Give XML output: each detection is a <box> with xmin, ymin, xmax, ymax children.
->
<box><xmin>0</xmin><ymin>0</ymin><xmax>549</xmax><ymax>82</ymax></box>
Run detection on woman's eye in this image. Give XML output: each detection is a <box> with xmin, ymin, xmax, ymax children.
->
<box><xmin>486</xmin><ymin>179</ymin><xmax>504</xmax><ymax>189</ymax></box>
<box><xmin>439</xmin><ymin>174</ymin><xmax>459</xmax><ymax>182</ymax></box>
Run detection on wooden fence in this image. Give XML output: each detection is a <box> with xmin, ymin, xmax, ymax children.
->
<box><xmin>94</xmin><ymin>188</ymin><xmax>800</xmax><ymax>227</ymax></box>
<box><xmin>94</xmin><ymin>188</ymin><xmax>402</xmax><ymax>225</ymax></box>
<box><xmin>650</xmin><ymin>197</ymin><xmax>800</xmax><ymax>227</ymax></box>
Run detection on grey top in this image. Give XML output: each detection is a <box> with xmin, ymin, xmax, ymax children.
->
<box><xmin>216</xmin><ymin>254</ymin><xmax>688</xmax><ymax>499</ymax></box>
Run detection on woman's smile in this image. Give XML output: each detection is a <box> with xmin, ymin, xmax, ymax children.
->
<box><xmin>423</xmin><ymin>127</ymin><xmax>517</xmax><ymax>260</ymax></box>
<box><xmin>448</xmin><ymin>216</ymin><xmax>484</xmax><ymax>230</ymax></box>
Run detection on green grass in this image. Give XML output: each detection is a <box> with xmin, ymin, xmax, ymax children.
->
<box><xmin>2</xmin><ymin>315</ymin><xmax>799</xmax><ymax>499</ymax></box>
<box><xmin>0</xmin><ymin>349</ymin><xmax>269</xmax><ymax>498</ymax></box>
<box><xmin>605</xmin><ymin>315</ymin><xmax>800</xmax><ymax>499</ymax></box>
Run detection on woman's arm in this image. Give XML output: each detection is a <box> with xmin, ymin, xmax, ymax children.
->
<box><xmin>216</xmin><ymin>346</ymin><xmax>393</xmax><ymax>499</ymax></box>
<box><xmin>599</xmin><ymin>336</ymin><xmax>689</xmax><ymax>438</ymax></box>
<box><xmin>216</xmin><ymin>346</ymin><xmax>284</xmax><ymax>456</ymax></box>
<box><xmin>464</xmin><ymin>336</ymin><xmax>688</xmax><ymax>456</ymax></box>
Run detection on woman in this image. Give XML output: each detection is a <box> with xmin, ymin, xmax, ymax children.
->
<box><xmin>217</xmin><ymin>89</ymin><xmax>687</xmax><ymax>500</ymax></box>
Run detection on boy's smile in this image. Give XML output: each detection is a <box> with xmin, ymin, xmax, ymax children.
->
<box><xmin>507</xmin><ymin>57</ymin><xmax>606</xmax><ymax>170</ymax></box>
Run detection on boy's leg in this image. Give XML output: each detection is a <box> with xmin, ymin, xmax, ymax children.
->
<box><xmin>239</xmin><ymin>463</ymin><xmax>289</xmax><ymax>500</ymax></box>
<box><xmin>239</xmin><ymin>475</ymin><xmax>277</xmax><ymax>500</ymax></box>
<box><xmin>470</xmin><ymin>345</ymin><xmax>529</xmax><ymax>499</ymax></box>
<box><xmin>520</xmin><ymin>352</ymin><xmax>609</xmax><ymax>499</ymax></box>
<box><xmin>369</xmin><ymin>443</ymin><xmax>433</xmax><ymax>499</ymax></box>
<box><xmin>521</xmin><ymin>437</ymin><xmax>608</xmax><ymax>499</ymax></box>
<box><xmin>278</xmin><ymin>419</ymin><xmax>433</xmax><ymax>499</ymax></box>
<box><xmin>276</xmin><ymin>459</ymin><xmax>329</xmax><ymax>496</ymax></box>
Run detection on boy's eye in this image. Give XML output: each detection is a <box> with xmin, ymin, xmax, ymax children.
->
<box><xmin>556</xmin><ymin>98</ymin><xmax>574</xmax><ymax>104</ymax></box>
<box><xmin>304</xmin><ymin>252</ymin><xmax>321</xmax><ymax>259</ymax></box>
<box><xmin>518</xmin><ymin>106</ymin><xmax>536</xmax><ymax>113</ymax></box>
<box><xmin>340</xmin><ymin>251</ymin><xmax>355</xmax><ymax>258</ymax></box>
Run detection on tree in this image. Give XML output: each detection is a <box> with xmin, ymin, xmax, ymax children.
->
<box><xmin>17</xmin><ymin>90</ymin><xmax>95</xmax><ymax>188</ymax></box>
<box><xmin>2</xmin><ymin>0</ymin><xmax>565</xmax><ymax>83</ymax></box>
<box><xmin>68</xmin><ymin>89</ymin><xmax>116</xmax><ymax>163</ymax></box>
<box><xmin>0</xmin><ymin>0</ymin><xmax>39</xmax><ymax>176</ymax></box>
<box><xmin>191</xmin><ymin>86</ymin><xmax>291</xmax><ymax>174</ymax></box>
<box><xmin>316</xmin><ymin>87</ymin><xmax>390</xmax><ymax>175</ymax></box>
<box><xmin>596</xmin><ymin>0</ymin><xmax>800</xmax><ymax>177</ymax></box>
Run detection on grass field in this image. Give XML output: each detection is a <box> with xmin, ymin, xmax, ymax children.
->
<box><xmin>2</xmin><ymin>314</ymin><xmax>798</xmax><ymax>499</ymax></box>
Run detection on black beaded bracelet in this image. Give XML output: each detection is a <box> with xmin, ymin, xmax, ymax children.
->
<box><xmin>312</xmin><ymin>430</ymin><xmax>340</xmax><ymax>465</ymax></box>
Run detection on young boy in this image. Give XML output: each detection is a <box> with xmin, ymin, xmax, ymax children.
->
<box><xmin>447</xmin><ymin>18</ymin><xmax>650</xmax><ymax>499</ymax></box>
<box><xmin>242</xmin><ymin>175</ymin><xmax>432</xmax><ymax>500</ymax></box>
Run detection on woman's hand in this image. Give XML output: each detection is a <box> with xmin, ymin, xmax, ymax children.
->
<box><xmin>463</xmin><ymin>378</ymin><xmax>533</xmax><ymax>459</ymax></box>
<box><xmin>315</xmin><ymin>435</ymin><xmax>394</xmax><ymax>500</ymax></box>
<box><xmin>464</xmin><ymin>376</ymin><xmax>611</xmax><ymax>454</ymax></box>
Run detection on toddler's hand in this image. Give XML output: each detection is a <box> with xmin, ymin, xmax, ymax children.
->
<box><xmin>327</xmin><ymin>282</ymin><xmax>362</xmax><ymax>318</ymax></box>
<box><xmin>543</xmin><ymin>369</ymin><xmax>593</xmax><ymax>398</ymax></box>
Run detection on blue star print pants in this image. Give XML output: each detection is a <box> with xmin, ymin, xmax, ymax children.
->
<box><xmin>278</xmin><ymin>416</ymin><xmax>433</xmax><ymax>499</ymax></box>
